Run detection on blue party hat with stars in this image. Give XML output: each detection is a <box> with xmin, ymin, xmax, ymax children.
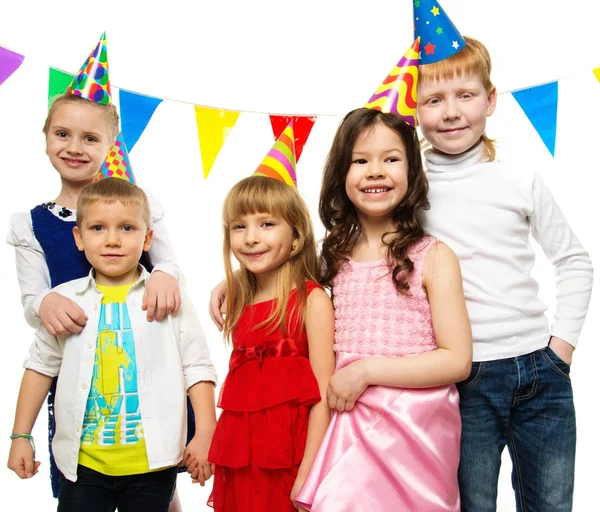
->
<box><xmin>413</xmin><ymin>0</ymin><xmax>465</xmax><ymax>64</ymax></box>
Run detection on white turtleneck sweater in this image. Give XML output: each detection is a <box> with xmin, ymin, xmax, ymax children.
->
<box><xmin>422</xmin><ymin>143</ymin><xmax>593</xmax><ymax>362</ymax></box>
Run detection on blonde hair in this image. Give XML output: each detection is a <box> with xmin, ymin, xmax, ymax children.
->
<box><xmin>419</xmin><ymin>36</ymin><xmax>496</xmax><ymax>161</ymax></box>
<box><xmin>222</xmin><ymin>176</ymin><xmax>320</xmax><ymax>341</ymax></box>
<box><xmin>77</xmin><ymin>178</ymin><xmax>150</xmax><ymax>229</ymax></box>
<box><xmin>43</xmin><ymin>93</ymin><xmax>120</xmax><ymax>140</ymax></box>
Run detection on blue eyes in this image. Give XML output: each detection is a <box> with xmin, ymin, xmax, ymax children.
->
<box><xmin>90</xmin><ymin>225</ymin><xmax>135</xmax><ymax>232</ymax></box>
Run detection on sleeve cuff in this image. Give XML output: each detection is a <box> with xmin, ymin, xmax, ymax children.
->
<box><xmin>23</xmin><ymin>359</ymin><xmax>60</xmax><ymax>378</ymax></box>
<box><xmin>549</xmin><ymin>328</ymin><xmax>579</xmax><ymax>348</ymax></box>
<box><xmin>151</xmin><ymin>263</ymin><xmax>180</xmax><ymax>282</ymax></box>
<box><xmin>184</xmin><ymin>369</ymin><xmax>218</xmax><ymax>391</ymax></box>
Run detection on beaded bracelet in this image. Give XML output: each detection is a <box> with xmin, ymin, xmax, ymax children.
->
<box><xmin>10</xmin><ymin>433</ymin><xmax>36</xmax><ymax>458</ymax></box>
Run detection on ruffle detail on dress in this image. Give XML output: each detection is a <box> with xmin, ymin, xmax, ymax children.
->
<box><xmin>208</xmin><ymin>464</ymin><xmax>299</xmax><ymax>511</ymax></box>
<box><xmin>218</xmin><ymin>355</ymin><xmax>321</xmax><ymax>411</ymax></box>
<box><xmin>209</xmin><ymin>400</ymin><xmax>313</xmax><ymax>468</ymax></box>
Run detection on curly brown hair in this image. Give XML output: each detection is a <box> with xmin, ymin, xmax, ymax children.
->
<box><xmin>320</xmin><ymin>108</ymin><xmax>430</xmax><ymax>294</ymax></box>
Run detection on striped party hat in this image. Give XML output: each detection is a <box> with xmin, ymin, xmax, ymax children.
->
<box><xmin>94</xmin><ymin>132</ymin><xmax>136</xmax><ymax>183</ymax></box>
<box><xmin>253</xmin><ymin>120</ymin><xmax>297</xmax><ymax>187</ymax></box>
<box><xmin>364</xmin><ymin>39</ymin><xmax>420</xmax><ymax>127</ymax></box>
<box><xmin>67</xmin><ymin>32</ymin><xmax>112</xmax><ymax>105</ymax></box>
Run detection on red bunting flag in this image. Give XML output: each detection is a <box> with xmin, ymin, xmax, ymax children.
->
<box><xmin>269</xmin><ymin>115</ymin><xmax>316</xmax><ymax>162</ymax></box>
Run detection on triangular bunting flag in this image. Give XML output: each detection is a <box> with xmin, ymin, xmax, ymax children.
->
<box><xmin>269</xmin><ymin>115</ymin><xmax>316</xmax><ymax>162</ymax></box>
<box><xmin>195</xmin><ymin>106</ymin><xmax>240</xmax><ymax>179</ymax></box>
<box><xmin>594</xmin><ymin>67</ymin><xmax>600</xmax><ymax>83</ymax></box>
<box><xmin>0</xmin><ymin>46</ymin><xmax>25</xmax><ymax>87</ymax></box>
<box><xmin>512</xmin><ymin>81</ymin><xmax>558</xmax><ymax>156</ymax></box>
<box><xmin>48</xmin><ymin>67</ymin><xmax>75</xmax><ymax>108</ymax></box>
<box><xmin>119</xmin><ymin>90</ymin><xmax>163</xmax><ymax>150</ymax></box>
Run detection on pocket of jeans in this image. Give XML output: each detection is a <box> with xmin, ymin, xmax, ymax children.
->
<box><xmin>541</xmin><ymin>347</ymin><xmax>571</xmax><ymax>380</ymax></box>
<box><xmin>456</xmin><ymin>361</ymin><xmax>484</xmax><ymax>391</ymax></box>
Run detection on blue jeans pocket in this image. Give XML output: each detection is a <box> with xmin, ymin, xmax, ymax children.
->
<box><xmin>456</xmin><ymin>361</ymin><xmax>484</xmax><ymax>391</ymax></box>
<box><xmin>541</xmin><ymin>347</ymin><xmax>571</xmax><ymax>380</ymax></box>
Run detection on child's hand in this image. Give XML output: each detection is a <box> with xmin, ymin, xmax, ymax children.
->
<box><xmin>7</xmin><ymin>438</ymin><xmax>40</xmax><ymax>479</ymax></box>
<box><xmin>185</xmin><ymin>456</ymin><xmax>201</xmax><ymax>482</ymax></box>
<box><xmin>39</xmin><ymin>292</ymin><xmax>88</xmax><ymax>336</ymax></box>
<box><xmin>548</xmin><ymin>336</ymin><xmax>574</xmax><ymax>366</ymax></box>
<box><xmin>290</xmin><ymin>476</ymin><xmax>308</xmax><ymax>511</ymax></box>
<box><xmin>142</xmin><ymin>271</ymin><xmax>181</xmax><ymax>322</ymax></box>
<box><xmin>182</xmin><ymin>435</ymin><xmax>213</xmax><ymax>486</ymax></box>
<box><xmin>208</xmin><ymin>280</ymin><xmax>227</xmax><ymax>330</ymax></box>
<box><xmin>327</xmin><ymin>360</ymin><xmax>368</xmax><ymax>412</ymax></box>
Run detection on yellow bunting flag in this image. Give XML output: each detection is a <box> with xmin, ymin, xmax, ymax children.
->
<box><xmin>195</xmin><ymin>106</ymin><xmax>240</xmax><ymax>179</ymax></box>
<box><xmin>594</xmin><ymin>67</ymin><xmax>600</xmax><ymax>83</ymax></box>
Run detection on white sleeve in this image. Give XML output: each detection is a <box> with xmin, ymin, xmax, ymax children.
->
<box><xmin>177</xmin><ymin>293</ymin><xmax>218</xmax><ymax>390</ymax></box>
<box><xmin>144</xmin><ymin>189</ymin><xmax>182</xmax><ymax>282</ymax></box>
<box><xmin>23</xmin><ymin>325</ymin><xmax>63</xmax><ymax>378</ymax></box>
<box><xmin>6</xmin><ymin>212</ymin><xmax>52</xmax><ymax>329</ymax></box>
<box><xmin>530</xmin><ymin>173</ymin><xmax>594</xmax><ymax>347</ymax></box>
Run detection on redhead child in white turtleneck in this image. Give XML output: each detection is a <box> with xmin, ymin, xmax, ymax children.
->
<box><xmin>416</xmin><ymin>36</ymin><xmax>593</xmax><ymax>512</ymax></box>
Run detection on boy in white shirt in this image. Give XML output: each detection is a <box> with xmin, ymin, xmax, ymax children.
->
<box><xmin>8</xmin><ymin>178</ymin><xmax>218</xmax><ymax>511</ymax></box>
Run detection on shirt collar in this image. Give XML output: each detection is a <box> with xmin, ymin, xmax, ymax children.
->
<box><xmin>73</xmin><ymin>265</ymin><xmax>150</xmax><ymax>295</ymax></box>
<box><xmin>424</xmin><ymin>141</ymin><xmax>489</xmax><ymax>173</ymax></box>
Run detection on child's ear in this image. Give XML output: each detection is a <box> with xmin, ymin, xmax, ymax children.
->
<box><xmin>143</xmin><ymin>228</ymin><xmax>154</xmax><ymax>252</ymax></box>
<box><xmin>486</xmin><ymin>87</ymin><xmax>497</xmax><ymax>117</ymax></box>
<box><xmin>291</xmin><ymin>234</ymin><xmax>302</xmax><ymax>256</ymax></box>
<box><xmin>72</xmin><ymin>226</ymin><xmax>85</xmax><ymax>252</ymax></box>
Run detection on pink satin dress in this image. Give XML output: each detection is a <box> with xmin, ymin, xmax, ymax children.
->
<box><xmin>296</xmin><ymin>237</ymin><xmax>461</xmax><ymax>511</ymax></box>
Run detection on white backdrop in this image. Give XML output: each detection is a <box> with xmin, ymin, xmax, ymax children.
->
<box><xmin>1</xmin><ymin>1</ymin><xmax>599</xmax><ymax>510</ymax></box>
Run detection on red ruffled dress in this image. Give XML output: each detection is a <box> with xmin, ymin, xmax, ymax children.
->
<box><xmin>208</xmin><ymin>282</ymin><xmax>322</xmax><ymax>511</ymax></box>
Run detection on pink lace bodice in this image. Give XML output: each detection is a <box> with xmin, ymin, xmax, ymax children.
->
<box><xmin>332</xmin><ymin>236</ymin><xmax>438</xmax><ymax>357</ymax></box>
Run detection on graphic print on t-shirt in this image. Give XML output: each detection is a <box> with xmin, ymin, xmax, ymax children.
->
<box><xmin>79</xmin><ymin>284</ymin><xmax>150</xmax><ymax>475</ymax></box>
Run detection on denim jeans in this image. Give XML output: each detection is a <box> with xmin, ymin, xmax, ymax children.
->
<box><xmin>57</xmin><ymin>465</ymin><xmax>177</xmax><ymax>512</ymax></box>
<box><xmin>457</xmin><ymin>347</ymin><xmax>576</xmax><ymax>512</ymax></box>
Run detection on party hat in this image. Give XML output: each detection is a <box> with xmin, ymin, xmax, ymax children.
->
<box><xmin>94</xmin><ymin>132</ymin><xmax>136</xmax><ymax>183</ymax></box>
<box><xmin>253</xmin><ymin>120</ymin><xmax>297</xmax><ymax>187</ymax></box>
<box><xmin>414</xmin><ymin>0</ymin><xmax>465</xmax><ymax>64</ymax></box>
<box><xmin>364</xmin><ymin>39</ymin><xmax>420</xmax><ymax>127</ymax></box>
<box><xmin>67</xmin><ymin>32</ymin><xmax>112</xmax><ymax>104</ymax></box>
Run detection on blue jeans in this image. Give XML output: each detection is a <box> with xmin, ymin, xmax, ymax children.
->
<box><xmin>57</xmin><ymin>465</ymin><xmax>177</xmax><ymax>512</ymax></box>
<box><xmin>457</xmin><ymin>347</ymin><xmax>576</xmax><ymax>512</ymax></box>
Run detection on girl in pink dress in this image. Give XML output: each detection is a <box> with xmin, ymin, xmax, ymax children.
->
<box><xmin>295</xmin><ymin>108</ymin><xmax>472</xmax><ymax>511</ymax></box>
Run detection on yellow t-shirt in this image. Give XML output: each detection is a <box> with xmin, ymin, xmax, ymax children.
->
<box><xmin>78</xmin><ymin>283</ymin><xmax>151</xmax><ymax>476</ymax></box>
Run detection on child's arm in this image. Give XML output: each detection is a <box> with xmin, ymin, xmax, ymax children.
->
<box><xmin>142</xmin><ymin>191</ymin><xmax>183</xmax><ymax>321</ymax></box>
<box><xmin>7</xmin><ymin>369</ymin><xmax>53</xmax><ymax>479</ymax></box>
<box><xmin>176</xmin><ymin>293</ymin><xmax>219</xmax><ymax>484</ymax></box>
<box><xmin>327</xmin><ymin>243</ymin><xmax>472</xmax><ymax>411</ymax></box>
<box><xmin>292</xmin><ymin>288</ymin><xmax>336</xmax><ymax>507</ymax></box>
<box><xmin>8</xmin><ymin>324</ymin><xmax>62</xmax><ymax>479</ymax></box>
<box><xmin>208</xmin><ymin>279</ymin><xmax>227</xmax><ymax>330</ymax></box>
<box><xmin>530</xmin><ymin>174</ymin><xmax>594</xmax><ymax>364</ymax></box>
<box><xmin>7</xmin><ymin>213</ymin><xmax>87</xmax><ymax>335</ymax></box>
<box><xmin>182</xmin><ymin>381</ymin><xmax>217</xmax><ymax>486</ymax></box>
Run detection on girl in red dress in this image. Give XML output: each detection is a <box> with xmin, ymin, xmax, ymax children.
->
<box><xmin>207</xmin><ymin>176</ymin><xmax>335</xmax><ymax>512</ymax></box>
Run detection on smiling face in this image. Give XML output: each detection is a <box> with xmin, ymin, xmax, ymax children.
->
<box><xmin>45</xmin><ymin>101</ymin><xmax>114</xmax><ymax>185</ymax></box>
<box><xmin>344</xmin><ymin>121</ymin><xmax>409</xmax><ymax>224</ymax></box>
<box><xmin>417</xmin><ymin>73</ymin><xmax>497</xmax><ymax>155</ymax></box>
<box><xmin>228</xmin><ymin>212</ymin><xmax>297</xmax><ymax>284</ymax></box>
<box><xmin>73</xmin><ymin>200</ymin><xmax>153</xmax><ymax>286</ymax></box>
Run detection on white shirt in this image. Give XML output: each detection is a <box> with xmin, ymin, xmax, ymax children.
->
<box><xmin>23</xmin><ymin>267</ymin><xmax>218</xmax><ymax>482</ymax></box>
<box><xmin>422</xmin><ymin>143</ymin><xmax>594</xmax><ymax>361</ymax></box>
<box><xmin>6</xmin><ymin>189</ymin><xmax>180</xmax><ymax>329</ymax></box>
